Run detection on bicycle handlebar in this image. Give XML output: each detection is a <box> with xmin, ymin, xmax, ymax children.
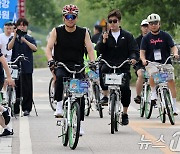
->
<box><xmin>8</xmin><ymin>54</ymin><xmax>28</xmax><ymax>65</ymax></box>
<box><xmin>57</xmin><ymin>62</ymin><xmax>87</xmax><ymax>74</ymax></box>
<box><xmin>100</xmin><ymin>59</ymin><xmax>131</xmax><ymax>69</ymax></box>
<box><xmin>146</xmin><ymin>56</ymin><xmax>173</xmax><ymax>67</ymax></box>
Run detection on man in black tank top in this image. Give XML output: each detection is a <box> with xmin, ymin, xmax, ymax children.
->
<box><xmin>46</xmin><ymin>4</ymin><xmax>95</xmax><ymax>135</ymax></box>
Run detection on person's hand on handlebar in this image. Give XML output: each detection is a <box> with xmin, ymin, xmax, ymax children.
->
<box><xmin>130</xmin><ymin>59</ymin><xmax>137</xmax><ymax>65</ymax></box>
<box><xmin>48</xmin><ymin>59</ymin><xmax>55</xmax><ymax>72</ymax></box>
<box><xmin>89</xmin><ymin>61</ymin><xmax>96</xmax><ymax>72</ymax></box>
<box><xmin>174</xmin><ymin>54</ymin><xmax>179</xmax><ymax>59</ymax></box>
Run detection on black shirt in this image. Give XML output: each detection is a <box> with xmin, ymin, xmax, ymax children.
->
<box><xmin>54</xmin><ymin>25</ymin><xmax>86</xmax><ymax>68</ymax></box>
<box><xmin>96</xmin><ymin>28</ymin><xmax>139</xmax><ymax>70</ymax></box>
<box><xmin>141</xmin><ymin>30</ymin><xmax>175</xmax><ymax>64</ymax></box>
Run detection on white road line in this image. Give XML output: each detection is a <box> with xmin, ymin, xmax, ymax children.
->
<box><xmin>0</xmin><ymin>120</ymin><xmax>12</xmax><ymax>154</ymax></box>
<box><xmin>19</xmin><ymin>117</ymin><xmax>32</xmax><ymax>154</ymax></box>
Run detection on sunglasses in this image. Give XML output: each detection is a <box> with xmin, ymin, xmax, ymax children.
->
<box><xmin>108</xmin><ymin>19</ymin><xmax>118</xmax><ymax>24</ymax></box>
<box><xmin>149</xmin><ymin>21</ymin><xmax>159</xmax><ymax>25</ymax></box>
<box><xmin>65</xmin><ymin>14</ymin><xmax>77</xmax><ymax>20</ymax></box>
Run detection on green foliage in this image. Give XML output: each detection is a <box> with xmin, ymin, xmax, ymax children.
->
<box><xmin>33</xmin><ymin>47</ymin><xmax>47</xmax><ymax>68</ymax></box>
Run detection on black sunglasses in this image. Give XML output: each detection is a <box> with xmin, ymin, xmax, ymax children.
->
<box><xmin>149</xmin><ymin>21</ymin><xmax>159</xmax><ymax>26</ymax></box>
<box><xmin>65</xmin><ymin>14</ymin><xmax>77</xmax><ymax>20</ymax></box>
<box><xmin>108</xmin><ymin>19</ymin><xmax>118</xmax><ymax>24</ymax></box>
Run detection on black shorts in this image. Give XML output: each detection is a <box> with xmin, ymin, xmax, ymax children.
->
<box><xmin>133</xmin><ymin>61</ymin><xmax>144</xmax><ymax>76</ymax></box>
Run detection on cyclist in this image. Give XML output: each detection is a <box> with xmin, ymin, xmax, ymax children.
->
<box><xmin>134</xmin><ymin>19</ymin><xmax>150</xmax><ymax>104</ymax></box>
<box><xmin>91</xmin><ymin>25</ymin><xmax>102</xmax><ymax>44</ymax></box>
<box><xmin>140</xmin><ymin>13</ymin><xmax>179</xmax><ymax>116</ymax></box>
<box><xmin>0</xmin><ymin>49</ymin><xmax>14</xmax><ymax>137</ymax></box>
<box><xmin>46</xmin><ymin>4</ymin><xmax>95</xmax><ymax>135</ymax></box>
<box><xmin>96</xmin><ymin>9</ymin><xmax>138</xmax><ymax>125</ymax></box>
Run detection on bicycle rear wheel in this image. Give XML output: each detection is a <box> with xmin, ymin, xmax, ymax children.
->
<box><xmin>48</xmin><ymin>77</ymin><xmax>56</xmax><ymax>111</ymax></box>
<box><xmin>163</xmin><ymin>89</ymin><xmax>175</xmax><ymax>125</ymax></box>
<box><xmin>145</xmin><ymin>85</ymin><xmax>153</xmax><ymax>119</ymax></box>
<box><xmin>69</xmin><ymin>101</ymin><xmax>80</xmax><ymax>150</ymax></box>
<box><xmin>84</xmin><ymin>94</ymin><xmax>91</xmax><ymax>116</ymax></box>
<box><xmin>94</xmin><ymin>84</ymin><xmax>103</xmax><ymax>118</ymax></box>
<box><xmin>110</xmin><ymin>93</ymin><xmax>116</xmax><ymax>134</ymax></box>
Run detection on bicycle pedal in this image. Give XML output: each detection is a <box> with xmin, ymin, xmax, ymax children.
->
<box><xmin>58</xmin><ymin>134</ymin><xmax>66</xmax><ymax>138</ymax></box>
<box><xmin>56</xmin><ymin>120</ymin><xmax>63</xmax><ymax>126</ymax></box>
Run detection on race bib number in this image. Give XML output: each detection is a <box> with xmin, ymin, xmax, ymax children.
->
<box><xmin>154</xmin><ymin>49</ymin><xmax>162</xmax><ymax>61</ymax></box>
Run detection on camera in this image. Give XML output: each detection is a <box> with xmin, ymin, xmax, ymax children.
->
<box><xmin>16</xmin><ymin>29</ymin><xmax>27</xmax><ymax>38</ymax></box>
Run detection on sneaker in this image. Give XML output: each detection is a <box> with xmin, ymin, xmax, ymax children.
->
<box><xmin>80</xmin><ymin>126</ymin><xmax>85</xmax><ymax>136</ymax></box>
<box><xmin>121</xmin><ymin>113</ymin><xmax>129</xmax><ymax>125</ymax></box>
<box><xmin>2</xmin><ymin>108</ymin><xmax>11</xmax><ymax>125</ymax></box>
<box><xmin>173</xmin><ymin>112</ymin><xmax>178</xmax><ymax>116</ymax></box>
<box><xmin>23</xmin><ymin>111</ymin><xmax>30</xmax><ymax>116</ymax></box>
<box><xmin>54</xmin><ymin>108</ymin><xmax>63</xmax><ymax>118</ymax></box>
<box><xmin>151</xmin><ymin>100</ymin><xmax>157</xmax><ymax>108</ymax></box>
<box><xmin>134</xmin><ymin>95</ymin><xmax>141</xmax><ymax>104</ymax></box>
<box><xmin>0</xmin><ymin>129</ymin><xmax>13</xmax><ymax>137</ymax></box>
<box><xmin>100</xmin><ymin>96</ymin><xmax>108</xmax><ymax>106</ymax></box>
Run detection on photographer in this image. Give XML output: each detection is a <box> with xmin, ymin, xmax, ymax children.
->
<box><xmin>7</xmin><ymin>18</ymin><xmax>37</xmax><ymax>116</ymax></box>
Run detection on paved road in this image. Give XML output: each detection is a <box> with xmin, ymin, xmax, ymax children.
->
<box><xmin>0</xmin><ymin>68</ymin><xmax>180</xmax><ymax>154</ymax></box>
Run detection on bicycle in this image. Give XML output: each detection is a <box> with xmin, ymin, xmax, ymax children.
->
<box><xmin>56</xmin><ymin>62</ymin><xmax>88</xmax><ymax>150</ymax></box>
<box><xmin>48</xmin><ymin>77</ymin><xmax>56</xmax><ymax>111</ymax></box>
<box><xmin>146</xmin><ymin>56</ymin><xmax>176</xmax><ymax>125</ymax></box>
<box><xmin>139</xmin><ymin>69</ymin><xmax>153</xmax><ymax>119</ymax></box>
<box><xmin>100</xmin><ymin>58</ymin><xmax>131</xmax><ymax>134</ymax></box>
<box><xmin>85</xmin><ymin>61</ymin><xmax>103</xmax><ymax>118</ymax></box>
<box><xmin>6</xmin><ymin>54</ymin><xmax>38</xmax><ymax>117</ymax></box>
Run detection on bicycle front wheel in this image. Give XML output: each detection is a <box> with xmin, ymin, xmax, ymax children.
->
<box><xmin>110</xmin><ymin>93</ymin><xmax>116</xmax><ymax>134</ymax></box>
<box><xmin>48</xmin><ymin>77</ymin><xmax>56</xmax><ymax>111</ymax></box>
<box><xmin>7</xmin><ymin>86</ymin><xmax>15</xmax><ymax>117</ymax></box>
<box><xmin>94</xmin><ymin>84</ymin><xmax>103</xmax><ymax>118</ymax></box>
<box><xmin>140</xmin><ymin>85</ymin><xmax>145</xmax><ymax>117</ymax></box>
<box><xmin>69</xmin><ymin>101</ymin><xmax>80</xmax><ymax>150</ymax></box>
<box><xmin>159</xmin><ymin>102</ymin><xmax>166</xmax><ymax>123</ymax></box>
<box><xmin>62</xmin><ymin>104</ymin><xmax>68</xmax><ymax>146</ymax></box>
<box><xmin>145</xmin><ymin>85</ymin><xmax>153</xmax><ymax>119</ymax></box>
<box><xmin>164</xmin><ymin>89</ymin><xmax>175</xmax><ymax>125</ymax></box>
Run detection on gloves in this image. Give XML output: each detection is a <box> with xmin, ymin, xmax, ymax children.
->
<box><xmin>48</xmin><ymin>60</ymin><xmax>55</xmax><ymax>71</ymax></box>
<box><xmin>89</xmin><ymin>61</ymin><xmax>96</xmax><ymax>71</ymax></box>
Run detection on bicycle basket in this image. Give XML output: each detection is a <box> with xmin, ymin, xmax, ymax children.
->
<box><xmin>87</xmin><ymin>70</ymin><xmax>99</xmax><ymax>80</ymax></box>
<box><xmin>5</xmin><ymin>65</ymin><xmax>19</xmax><ymax>79</ymax></box>
<box><xmin>152</xmin><ymin>71</ymin><xmax>173</xmax><ymax>84</ymax></box>
<box><xmin>105</xmin><ymin>73</ymin><xmax>124</xmax><ymax>85</ymax></box>
<box><xmin>69</xmin><ymin>79</ymin><xmax>89</xmax><ymax>94</ymax></box>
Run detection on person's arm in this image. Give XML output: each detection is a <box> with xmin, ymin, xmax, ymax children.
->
<box><xmin>0</xmin><ymin>55</ymin><xmax>15</xmax><ymax>86</ymax></box>
<box><xmin>140</xmin><ymin>49</ymin><xmax>147</xmax><ymax>65</ymax></box>
<box><xmin>46</xmin><ymin>28</ymin><xmax>56</xmax><ymax>61</ymax></box>
<box><xmin>171</xmin><ymin>45</ymin><xmax>179</xmax><ymax>59</ymax></box>
<box><xmin>7</xmin><ymin>33</ymin><xmax>17</xmax><ymax>50</ymax></box>
<box><xmin>85</xmin><ymin>30</ymin><xmax>95</xmax><ymax>62</ymax></box>
<box><xmin>21</xmin><ymin>37</ymin><xmax>37</xmax><ymax>51</ymax></box>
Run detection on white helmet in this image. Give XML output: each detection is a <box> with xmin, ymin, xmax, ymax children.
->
<box><xmin>62</xmin><ymin>4</ymin><xmax>79</xmax><ymax>16</ymax></box>
<box><xmin>147</xmin><ymin>13</ymin><xmax>160</xmax><ymax>22</ymax></box>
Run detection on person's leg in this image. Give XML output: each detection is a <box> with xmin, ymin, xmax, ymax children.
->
<box><xmin>120</xmin><ymin>73</ymin><xmax>131</xmax><ymax>125</ymax></box>
<box><xmin>54</xmin><ymin>67</ymin><xmax>69</xmax><ymax>117</ymax></box>
<box><xmin>99</xmin><ymin>64</ymin><xmax>109</xmax><ymax>104</ymax></box>
<box><xmin>134</xmin><ymin>69</ymin><xmax>144</xmax><ymax>104</ymax></box>
<box><xmin>22</xmin><ymin>74</ymin><xmax>33</xmax><ymax>115</ymax></box>
<box><xmin>168</xmin><ymin>80</ymin><xmax>178</xmax><ymax>115</ymax></box>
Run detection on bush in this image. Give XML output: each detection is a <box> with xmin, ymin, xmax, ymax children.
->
<box><xmin>33</xmin><ymin>47</ymin><xmax>47</xmax><ymax>68</ymax></box>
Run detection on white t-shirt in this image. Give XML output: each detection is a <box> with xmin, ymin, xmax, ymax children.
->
<box><xmin>0</xmin><ymin>33</ymin><xmax>13</xmax><ymax>62</ymax></box>
<box><xmin>112</xmin><ymin>30</ymin><xmax>120</xmax><ymax>43</ymax></box>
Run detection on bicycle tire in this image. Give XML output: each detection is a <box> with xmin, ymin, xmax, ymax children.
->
<box><xmin>164</xmin><ymin>89</ymin><xmax>175</xmax><ymax>125</ymax></box>
<box><xmin>48</xmin><ymin>77</ymin><xmax>56</xmax><ymax>111</ymax></box>
<box><xmin>84</xmin><ymin>95</ymin><xmax>91</xmax><ymax>116</ymax></box>
<box><xmin>159</xmin><ymin>101</ymin><xmax>166</xmax><ymax>123</ymax></box>
<box><xmin>140</xmin><ymin>85</ymin><xmax>145</xmax><ymax>117</ymax></box>
<box><xmin>7</xmin><ymin>86</ymin><xmax>14</xmax><ymax>116</ymax></box>
<box><xmin>115</xmin><ymin>102</ymin><xmax>121</xmax><ymax>132</ymax></box>
<box><xmin>62</xmin><ymin>106</ymin><xmax>68</xmax><ymax>146</ymax></box>
<box><xmin>110</xmin><ymin>93</ymin><xmax>116</xmax><ymax>134</ymax></box>
<box><xmin>69</xmin><ymin>101</ymin><xmax>80</xmax><ymax>150</ymax></box>
<box><xmin>94</xmin><ymin>84</ymin><xmax>103</xmax><ymax>118</ymax></box>
<box><xmin>145</xmin><ymin>85</ymin><xmax>153</xmax><ymax>119</ymax></box>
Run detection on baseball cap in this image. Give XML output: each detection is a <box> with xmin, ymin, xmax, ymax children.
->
<box><xmin>141</xmin><ymin>19</ymin><xmax>149</xmax><ymax>26</ymax></box>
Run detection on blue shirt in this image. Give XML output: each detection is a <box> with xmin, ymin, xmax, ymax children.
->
<box><xmin>9</xmin><ymin>34</ymin><xmax>37</xmax><ymax>73</ymax></box>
